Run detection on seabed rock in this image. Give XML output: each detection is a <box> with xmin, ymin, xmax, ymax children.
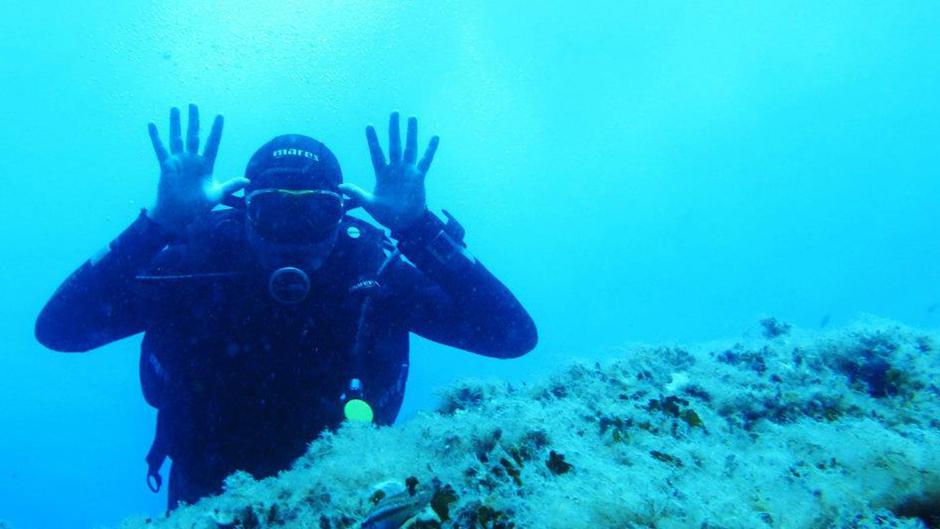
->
<box><xmin>111</xmin><ymin>319</ymin><xmax>939</xmax><ymax>529</ymax></box>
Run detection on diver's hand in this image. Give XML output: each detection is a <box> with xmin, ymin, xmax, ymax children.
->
<box><xmin>147</xmin><ymin>104</ymin><xmax>249</xmax><ymax>234</ymax></box>
<box><xmin>339</xmin><ymin>112</ymin><xmax>439</xmax><ymax>232</ymax></box>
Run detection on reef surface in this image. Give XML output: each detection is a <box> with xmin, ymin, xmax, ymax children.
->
<box><xmin>112</xmin><ymin>319</ymin><xmax>940</xmax><ymax>529</ymax></box>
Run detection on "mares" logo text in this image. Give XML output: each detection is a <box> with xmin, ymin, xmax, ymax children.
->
<box><xmin>272</xmin><ymin>148</ymin><xmax>319</xmax><ymax>161</ymax></box>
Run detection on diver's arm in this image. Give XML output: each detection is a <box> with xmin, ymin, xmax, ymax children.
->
<box><xmin>37</xmin><ymin>104</ymin><xmax>246</xmax><ymax>352</ymax></box>
<box><xmin>35</xmin><ymin>211</ymin><xmax>173</xmax><ymax>352</ymax></box>
<box><xmin>389</xmin><ymin>210</ymin><xmax>538</xmax><ymax>358</ymax></box>
<box><xmin>343</xmin><ymin>112</ymin><xmax>535</xmax><ymax>357</ymax></box>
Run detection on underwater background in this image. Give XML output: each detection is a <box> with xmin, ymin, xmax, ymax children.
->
<box><xmin>1</xmin><ymin>2</ymin><xmax>939</xmax><ymax>528</ymax></box>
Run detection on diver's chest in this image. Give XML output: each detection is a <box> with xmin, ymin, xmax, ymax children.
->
<box><xmin>170</xmin><ymin>286</ymin><xmax>360</xmax><ymax>362</ymax></box>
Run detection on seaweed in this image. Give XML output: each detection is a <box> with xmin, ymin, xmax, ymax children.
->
<box><xmin>761</xmin><ymin>317</ymin><xmax>792</xmax><ymax>338</ymax></box>
<box><xmin>438</xmin><ymin>384</ymin><xmax>487</xmax><ymax>414</ymax></box>
<box><xmin>406</xmin><ymin>476</ymin><xmax>419</xmax><ymax>496</ymax></box>
<box><xmin>682</xmin><ymin>384</ymin><xmax>713</xmax><ymax>403</ymax></box>
<box><xmin>680</xmin><ymin>409</ymin><xmax>704</xmax><ymax>428</ymax></box>
<box><xmin>429</xmin><ymin>484</ymin><xmax>458</xmax><ymax>522</ymax></box>
<box><xmin>717</xmin><ymin>347</ymin><xmax>768</xmax><ymax>374</ymax></box>
<box><xmin>650</xmin><ymin>450</ymin><xmax>684</xmax><ymax>468</ymax></box>
<box><xmin>473</xmin><ymin>428</ymin><xmax>503</xmax><ymax>461</ymax></box>
<box><xmin>512</xmin><ymin>429</ymin><xmax>549</xmax><ymax>462</ymax></box>
<box><xmin>499</xmin><ymin>457</ymin><xmax>523</xmax><ymax>486</ymax></box>
<box><xmin>265</xmin><ymin>504</ymin><xmax>279</xmax><ymax>525</ymax></box>
<box><xmin>598</xmin><ymin>415</ymin><xmax>633</xmax><ymax>442</ymax></box>
<box><xmin>476</xmin><ymin>505</ymin><xmax>515</xmax><ymax>529</ymax></box>
<box><xmin>236</xmin><ymin>507</ymin><xmax>259</xmax><ymax>529</ymax></box>
<box><xmin>892</xmin><ymin>492</ymin><xmax>940</xmax><ymax>529</ymax></box>
<box><xmin>369</xmin><ymin>490</ymin><xmax>387</xmax><ymax>505</ymax></box>
<box><xmin>837</xmin><ymin>348</ymin><xmax>917</xmax><ymax>399</ymax></box>
<box><xmin>647</xmin><ymin>396</ymin><xmax>706</xmax><ymax>429</ymax></box>
<box><xmin>647</xmin><ymin>395</ymin><xmax>687</xmax><ymax>416</ymax></box>
<box><xmin>546</xmin><ymin>450</ymin><xmax>573</xmax><ymax>475</ymax></box>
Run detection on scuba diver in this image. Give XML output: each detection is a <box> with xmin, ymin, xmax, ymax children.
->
<box><xmin>35</xmin><ymin>104</ymin><xmax>537</xmax><ymax>508</ymax></box>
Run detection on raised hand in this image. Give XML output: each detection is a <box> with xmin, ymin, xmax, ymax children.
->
<box><xmin>147</xmin><ymin>104</ymin><xmax>248</xmax><ymax>234</ymax></box>
<box><xmin>339</xmin><ymin>112</ymin><xmax>439</xmax><ymax>232</ymax></box>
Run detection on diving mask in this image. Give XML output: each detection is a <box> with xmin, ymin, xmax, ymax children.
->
<box><xmin>245</xmin><ymin>188</ymin><xmax>344</xmax><ymax>243</ymax></box>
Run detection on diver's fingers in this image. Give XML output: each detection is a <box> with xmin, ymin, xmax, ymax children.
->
<box><xmin>207</xmin><ymin>176</ymin><xmax>249</xmax><ymax>203</ymax></box>
<box><xmin>148</xmin><ymin>123</ymin><xmax>169</xmax><ymax>165</ymax></box>
<box><xmin>186</xmin><ymin>104</ymin><xmax>200</xmax><ymax>153</ymax></box>
<box><xmin>365</xmin><ymin>125</ymin><xmax>386</xmax><ymax>175</ymax></box>
<box><xmin>417</xmin><ymin>135</ymin><xmax>440</xmax><ymax>175</ymax></box>
<box><xmin>340</xmin><ymin>191</ymin><xmax>364</xmax><ymax>210</ymax></box>
<box><xmin>338</xmin><ymin>183</ymin><xmax>375</xmax><ymax>207</ymax></box>
<box><xmin>388</xmin><ymin>111</ymin><xmax>402</xmax><ymax>165</ymax></box>
<box><xmin>218</xmin><ymin>176</ymin><xmax>249</xmax><ymax>198</ymax></box>
<box><xmin>169</xmin><ymin>107</ymin><xmax>183</xmax><ymax>154</ymax></box>
<box><xmin>403</xmin><ymin>116</ymin><xmax>418</xmax><ymax>164</ymax></box>
<box><xmin>203</xmin><ymin>115</ymin><xmax>224</xmax><ymax>173</ymax></box>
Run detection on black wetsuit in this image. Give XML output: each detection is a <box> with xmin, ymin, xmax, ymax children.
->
<box><xmin>35</xmin><ymin>208</ymin><xmax>536</xmax><ymax>508</ymax></box>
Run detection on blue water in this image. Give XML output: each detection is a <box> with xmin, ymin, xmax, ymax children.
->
<box><xmin>2</xmin><ymin>2</ymin><xmax>939</xmax><ymax>528</ymax></box>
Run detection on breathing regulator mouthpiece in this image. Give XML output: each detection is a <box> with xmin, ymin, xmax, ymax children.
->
<box><xmin>268</xmin><ymin>266</ymin><xmax>310</xmax><ymax>304</ymax></box>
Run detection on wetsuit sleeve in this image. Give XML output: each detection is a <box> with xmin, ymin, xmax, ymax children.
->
<box><xmin>35</xmin><ymin>210</ymin><xmax>173</xmax><ymax>352</ymax></box>
<box><xmin>387</xmin><ymin>210</ymin><xmax>537</xmax><ymax>359</ymax></box>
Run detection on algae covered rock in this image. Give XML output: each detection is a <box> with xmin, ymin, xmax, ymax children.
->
<box><xmin>115</xmin><ymin>319</ymin><xmax>940</xmax><ymax>529</ymax></box>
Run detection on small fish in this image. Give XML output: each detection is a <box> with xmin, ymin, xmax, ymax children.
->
<box><xmin>361</xmin><ymin>489</ymin><xmax>432</xmax><ymax>529</ymax></box>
